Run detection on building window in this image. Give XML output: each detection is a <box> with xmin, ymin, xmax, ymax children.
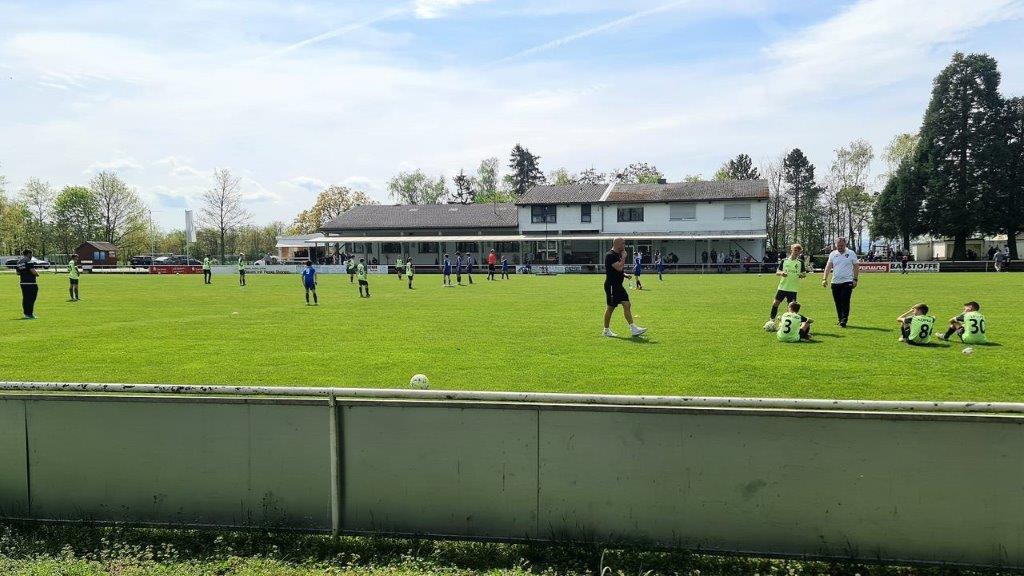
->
<box><xmin>531</xmin><ymin>205</ymin><xmax>557</xmax><ymax>224</ymax></box>
<box><xmin>669</xmin><ymin>203</ymin><xmax>696</xmax><ymax>221</ymax></box>
<box><xmin>349</xmin><ymin>243</ymin><xmax>372</xmax><ymax>253</ymax></box>
<box><xmin>417</xmin><ymin>242</ymin><xmax>439</xmax><ymax>254</ymax></box>
<box><xmin>724</xmin><ymin>203</ymin><xmax>751</xmax><ymax>220</ymax></box>
<box><xmin>381</xmin><ymin>242</ymin><xmax>402</xmax><ymax>254</ymax></box>
<box><xmin>617</xmin><ymin>206</ymin><xmax>644</xmax><ymax>222</ymax></box>
<box><xmin>494</xmin><ymin>241</ymin><xmax>520</xmax><ymax>252</ymax></box>
<box><xmin>456</xmin><ymin>242</ymin><xmax>479</xmax><ymax>253</ymax></box>
<box><xmin>580</xmin><ymin>204</ymin><xmax>592</xmax><ymax>223</ymax></box>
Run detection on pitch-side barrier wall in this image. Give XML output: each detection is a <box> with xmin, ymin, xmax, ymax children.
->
<box><xmin>1</xmin><ymin>382</ymin><xmax>1022</xmax><ymax>568</ymax></box>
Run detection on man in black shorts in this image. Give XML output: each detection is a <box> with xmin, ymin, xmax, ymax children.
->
<box><xmin>16</xmin><ymin>249</ymin><xmax>40</xmax><ymax>319</ymax></box>
<box><xmin>603</xmin><ymin>237</ymin><xmax>647</xmax><ymax>338</ymax></box>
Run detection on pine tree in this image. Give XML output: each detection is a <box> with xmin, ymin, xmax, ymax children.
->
<box><xmin>450</xmin><ymin>170</ymin><xmax>477</xmax><ymax>204</ymax></box>
<box><xmin>982</xmin><ymin>96</ymin><xmax>1024</xmax><ymax>259</ymax></box>
<box><xmin>717</xmin><ymin>153</ymin><xmax>761</xmax><ymax>180</ymax></box>
<box><xmin>507</xmin><ymin>144</ymin><xmax>545</xmax><ymax>197</ymax></box>
<box><xmin>871</xmin><ymin>159</ymin><xmax>926</xmax><ymax>251</ymax></box>
<box><xmin>917</xmin><ymin>52</ymin><xmax>1005</xmax><ymax>260</ymax></box>
<box><xmin>783</xmin><ymin>148</ymin><xmax>816</xmax><ymax>245</ymax></box>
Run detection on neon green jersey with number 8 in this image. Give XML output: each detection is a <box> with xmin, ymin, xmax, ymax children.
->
<box><xmin>909</xmin><ymin>315</ymin><xmax>935</xmax><ymax>344</ymax></box>
<box><xmin>962</xmin><ymin>311</ymin><xmax>987</xmax><ymax>344</ymax></box>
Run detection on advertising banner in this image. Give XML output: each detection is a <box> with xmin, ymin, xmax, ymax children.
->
<box><xmin>859</xmin><ymin>263</ymin><xmax>891</xmax><ymax>273</ymax></box>
<box><xmin>150</xmin><ymin>265</ymin><xmax>202</xmax><ymax>275</ymax></box>
<box><xmin>890</xmin><ymin>262</ymin><xmax>940</xmax><ymax>273</ymax></box>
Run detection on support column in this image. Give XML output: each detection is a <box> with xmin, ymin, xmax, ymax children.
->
<box><xmin>328</xmin><ymin>395</ymin><xmax>341</xmax><ymax>536</ymax></box>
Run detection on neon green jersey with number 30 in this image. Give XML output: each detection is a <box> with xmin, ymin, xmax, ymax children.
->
<box><xmin>908</xmin><ymin>315</ymin><xmax>935</xmax><ymax>344</ymax></box>
<box><xmin>776</xmin><ymin>312</ymin><xmax>803</xmax><ymax>343</ymax></box>
<box><xmin>962</xmin><ymin>311</ymin><xmax>987</xmax><ymax>344</ymax></box>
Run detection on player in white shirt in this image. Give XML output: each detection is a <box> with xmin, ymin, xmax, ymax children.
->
<box><xmin>821</xmin><ymin>237</ymin><xmax>859</xmax><ymax>328</ymax></box>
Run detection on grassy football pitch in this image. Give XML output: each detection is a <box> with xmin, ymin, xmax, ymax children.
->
<box><xmin>0</xmin><ymin>270</ymin><xmax>1019</xmax><ymax>401</ymax></box>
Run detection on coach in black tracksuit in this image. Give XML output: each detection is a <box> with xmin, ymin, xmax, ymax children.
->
<box><xmin>16</xmin><ymin>249</ymin><xmax>40</xmax><ymax>319</ymax></box>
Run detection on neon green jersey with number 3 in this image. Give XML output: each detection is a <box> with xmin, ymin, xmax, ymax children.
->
<box><xmin>962</xmin><ymin>311</ymin><xmax>987</xmax><ymax>344</ymax></box>
<box><xmin>776</xmin><ymin>312</ymin><xmax>803</xmax><ymax>343</ymax></box>
<box><xmin>908</xmin><ymin>315</ymin><xmax>935</xmax><ymax>344</ymax></box>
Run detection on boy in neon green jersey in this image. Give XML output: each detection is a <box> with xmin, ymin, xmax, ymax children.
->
<box><xmin>357</xmin><ymin>258</ymin><xmax>370</xmax><ymax>298</ymax></box>
<box><xmin>897</xmin><ymin>303</ymin><xmax>936</xmax><ymax>345</ymax></box>
<box><xmin>765</xmin><ymin>243</ymin><xmax>806</xmax><ymax>331</ymax></box>
<box><xmin>939</xmin><ymin>301</ymin><xmax>987</xmax><ymax>344</ymax></box>
<box><xmin>68</xmin><ymin>254</ymin><xmax>81</xmax><ymax>301</ymax></box>
<box><xmin>237</xmin><ymin>253</ymin><xmax>247</xmax><ymax>286</ymax></box>
<box><xmin>395</xmin><ymin>257</ymin><xmax>404</xmax><ymax>280</ymax></box>
<box><xmin>776</xmin><ymin>301</ymin><xmax>813</xmax><ymax>343</ymax></box>
<box><xmin>406</xmin><ymin>259</ymin><xmax>414</xmax><ymax>289</ymax></box>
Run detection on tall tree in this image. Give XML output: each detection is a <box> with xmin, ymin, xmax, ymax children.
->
<box><xmin>52</xmin><ymin>186</ymin><xmax>101</xmax><ymax>255</ymax></box>
<box><xmin>475</xmin><ymin>158</ymin><xmax>501</xmax><ymax>201</ymax></box>
<box><xmin>716</xmin><ymin>153</ymin><xmax>761</xmax><ymax>180</ymax></box>
<box><xmin>449</xmin><ymin>170</ymin><xmax>477</xmax><ymax>204</ymax></box>
<box><xmin>871</xmin><ymin>159</ymin><xmax>927</xmax><ymax>251</ymax></box>
<box><xmin>547</xmin><ymin>168</ymin><xmax>575</xmax><ymax>186</ymax></box>
<box><xmin>917</xmin><ymin>52</ymin><xmax>1005</xmax><ymax>260</ymax></box>
<box><xmin>783</xmin><ymin>148</ymin><xmax>816</xmax><ymax>244</ymax></box>
<box><xmin>19</xmin><ymin>178</ymin><xmax>54</xmax><ymax>257</ymax></box>
<box><xmin>200</xmin><ymin>168</ymin><xmax>250</xmax><ymax>261</ymax></box>
<box><xmin>983</xmin><ymin>96</ymin><xmax>1024</xmax><ymax>259</ymax></box>
<box><xmin>575</xmin><ymin>168</ymin><xmax>608</xmax><ymax>186</ymax></box>
<box><xmin>615</xmin><ymin>162</ymin><xmax>664</xmax><ymax>184</ymax></box>
<box><xmin>507</xmin><ymin>144</ymin><xmax>545</xmax><ymax>196</ymax></box>
<box><xmin>763</xmin><ymin>154</ymin><xmax>790</xmax><ymax>253</ymax></box>
<box><xmin>90</xmin><ymin>171</ymin><xmax>146</xmax><ymax>246</ymax></box>
<box><xmin>830</xmin><ymin>139</ymin><xmax>875</xmax><ymax>245</ymax></box>
<box><xmin>388</xmin><ymin>170</ymin><xmax>447</xmax><ymax>205</ymax></box>
<box><xmin>883</xmin><ymin>133</ymin><xmax>920</xmax><ymax>178</ymax></box>
<box><xmin>291</xmin><ymin>185</ymin><xmax>376</xmax><ymax>233</ymax></box>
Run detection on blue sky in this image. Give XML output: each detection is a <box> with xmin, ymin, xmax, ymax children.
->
<box><xmin>1</xmin><ymin>0</ymin><xmax>1023</xmax><ymax>228</ymax></box>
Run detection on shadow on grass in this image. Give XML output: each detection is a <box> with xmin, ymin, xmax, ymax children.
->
<box><xmin>614</xmin><ymin>336</ymin><xmax>658</xmax><ymax>345</ymax></box>
<box><xmin>843</xmin><ymin>325</ymin><xmax>891</xmax><ymax>332</ymax></box>
<box><xmin>810</xmin><ymin>333</ymin><xmax>843</xmax><ymax>339</ymax></box>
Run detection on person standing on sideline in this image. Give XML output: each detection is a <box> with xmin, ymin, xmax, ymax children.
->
<box><xmin>466</xmin><ymin>253</ymin><xmax>475</xmax><ymax>284</ymax></box>
<box><xmin>501</xmin><ymin>255</ymin><xmax>510</xmax><ymax>279</ymax></box>
<box><xmin>994</xmin><ymin>249</ymin><xmax>1005</xmax><ymax>272</ymax></box>
<box><xmin>442</xmin><ymin>253</ymin><xmax>452</xmax><ymax>286</ymax></box>
<box><xmin>821</xmin><ymin>237</ymin><xmax>859</xmax><ymax>328</ymax></box>
<box><xmin>487</xmin><ymin>249</ymin><xmax>497</xmax><ymax>280</ymax></box>
<box><xmin>202</xmin><ymin>255</ymin><xmax>212</xmax><ymax>284</ymax></box>
<box><xmin>357</xmin><ymin>258</ymin><xmax>370</xmax><ymax>298</ymax></box>
<box><xmin>237</xmin><ymin>253</ymin><xmax>247</xmax><ymax>286</ymax></box>
<box><xmin>603</xmin><ymin>237</ymin><xmax>647</xmax><ymax>338</ymax></box>
<box><xmin>302</xmin><ymin>260</ymin><xmax>318</xmax><ymax>305</ymax></box>
<box><xmin>16</xmin><ymin>249</ymin><xmax>40</xmax><ymax>319</ymax></box>
<box><xmin>655</xmin><ymin>251</ymin><xmax>665</xmax><ymax>281</ymax></box>
<box><xmin>68</xmin><ymin>254</ymin><xmax>81</xmax><ymax>301</ymax></box>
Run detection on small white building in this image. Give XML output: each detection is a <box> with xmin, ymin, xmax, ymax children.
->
<box><xmin>306</xmin><ymin>180</ymin><xmax>768</xmax><ymax>268</ymax></box>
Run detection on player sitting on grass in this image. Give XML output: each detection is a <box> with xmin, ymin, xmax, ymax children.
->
<box><xmin>357</xmin><ymin>258</ymin><xmax>370</xmax><ymax>298</ymax></box>
<box><xmin>938</xmin><ymin>301</ymin><xmax>987</xmax><ymax>344</ymax></box>
<box><xmin>776</xmin><ymin>301</ymin><xmax>812</xmax><ymax>343</ymax></box>
<box><xmin>765</xmin><ymin>243</ymin><xmax>806</xmax><ymax>331</ymax></box>
<box><xmin>897</xmin><ymin>303</ymin><xmax>935</xmax><ymax>345</ymax></box>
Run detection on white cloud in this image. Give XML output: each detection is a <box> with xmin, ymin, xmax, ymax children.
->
<box><xmin>415</xmin><ymin>0</ymin><xmax>492</xmax><ymax>19</ymax></box>
<box><xmin>285</xmin><ymin>176</ymin><xmax>329</xmax><ymax>193</ymax></box>
<box><xmin>83</xmin><ymin>156</ymin><xmax>144</xmax><ymax>174</ymax></box>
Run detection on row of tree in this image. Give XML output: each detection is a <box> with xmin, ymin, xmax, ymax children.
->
<box><xmin>871</xmin><ymin>52</ymin><xmax>1024</xmax><ymax>259</ymax></box>
<box><xmin>0</xmin><ymin>167</ymin><xmax>269</xmax><ymax>262</ymax></box>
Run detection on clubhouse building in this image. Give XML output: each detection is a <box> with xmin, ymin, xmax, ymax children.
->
<box><xmin>305</xmin><ymin>180</ymin><xmax>768</xmax><ymax>267</ymax></box>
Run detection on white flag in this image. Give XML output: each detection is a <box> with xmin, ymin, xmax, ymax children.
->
<box><xmin>185</xmin><ymin>210</ymin><xmax>196</xmax><ymax>243</ymax></box>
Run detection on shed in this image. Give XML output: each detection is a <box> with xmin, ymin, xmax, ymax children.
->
<box><xmin>76</xmin><ymin>241</ymin><xmax>119</xmax><ymax>269</ymax></box>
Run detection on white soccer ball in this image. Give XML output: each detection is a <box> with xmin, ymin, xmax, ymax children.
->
<box><xmin>962</xmin><ymin>347</ymin><xmax>974</xmax><ymax>356</ymax></box>
<box><xmin>763</xmin><ymin>320</ymin><xmax>777</xmax><ymax>332</ymax></box>
<box><xmin>409</xmin><ymin>374</ymin><xmax>429</xmax><ymax>389</ymax></box>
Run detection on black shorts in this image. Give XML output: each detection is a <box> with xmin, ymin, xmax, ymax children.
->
<box><xmin>70</xmin><ymin>278</ymin><xmax>79</xmax><ymax>285</ymax></box>
<box><xmin>358</xmin><ymin>279</ymin><xmax>368</xmax><ymax>286</ymax></box>
<box><xmin>605</xmin><ymin>282</ymin><xmax>629</xmax><ymax>307</ymax></box>
<box><xmin>489</xmin><ymin>264</ymin><xmax>495</xmax><ymax>272</ymax></box>
<box><xmin>239</xmin><ymin>270</ymin><xmax>246</xmax><ymax>276</ymax></box>
<box><xmin>775</xmin><ymin>290</ymin><xmax>797</xmax><ymax>303</ymax></box>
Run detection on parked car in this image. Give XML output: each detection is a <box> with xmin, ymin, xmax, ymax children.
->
<box><xmin>3</xmin><ymin>256</ymin><xmax>51</xmax><ymax>269</ymax></box>
<box><xmin>130</xmin><ymin>255</ymin><xmax>154</xmax><ymax>268</ymax></box>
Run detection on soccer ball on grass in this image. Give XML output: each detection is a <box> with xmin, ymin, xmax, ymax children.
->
<box><xmin>409</xmin><ymin>374</ymin><xmax>430</xmax><ymax>389</ymax></box>
<box><xmin>763</xmin><ymin>320</ymin><xmax>777</xmax><ymax>332</ymax></box>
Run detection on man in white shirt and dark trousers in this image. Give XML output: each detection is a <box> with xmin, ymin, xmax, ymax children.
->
<box><xmin>821</xmin><ymin>237</ymin><xmax>859</xmax><ymax>328</ymax></box>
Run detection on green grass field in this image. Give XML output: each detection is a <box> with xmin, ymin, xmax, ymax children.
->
<box><xmin>0</xmin><ymin>270</ymin><xmax>1020</xmax><ymax>401</ymax></box>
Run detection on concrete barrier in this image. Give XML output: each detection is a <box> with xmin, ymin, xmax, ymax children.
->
<box><xmin>0</xmin><ymin>383</ymin><xmax>1021</xmax><ymax>568</ymax></box>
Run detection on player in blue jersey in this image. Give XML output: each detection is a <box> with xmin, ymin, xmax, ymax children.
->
<box><xmin>632</xmin><ymin>251</ymin><xmax>644</xmax><ymax>290</ymax></box>
<box><xmin>301</xmin><ymin>261</ymin><xmax>318</xmax><ymax>305</ymax></box>
<box><xmin>501</xmin><ymin>256</ymin><xmax>510</xmax><ymax>279</ymax></box>
<box><xmin>442</xmin><ymin>253</ymin><xmax>452</xmax><ymax>286</ymax></box>
<box><xmin>655</xmin><ymin>251</ymin><xmax>665</xmax><ymax>281</ymax></box>
<box><xmin>465</xmin><ymin>253</ymin><xmax>475</xmax><ymax>284</ymax></box>
<box><xmin>455</xmin><ymin>252</ymin><xmax>464</xmax><ymax>285</ymax></box>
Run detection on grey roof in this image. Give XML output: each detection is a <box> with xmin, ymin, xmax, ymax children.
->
<box><xmin>322</xmin><ymin>203</ymin><xmax>518</xmax><ymax>231</ymax></box>
<box><xmin>606</xmin><ymin>180</ymin><xmax>769</xmax><ymax>203</ymax></box>
<box><xmin>79</xmin><ymin>241</ymin><xmax>118</xmax><ymax>251</ymax></box>
<box><xmin>516</xmin><ymin>184</ymin><xmax>607</xmax><ymax>205</ymax></box>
